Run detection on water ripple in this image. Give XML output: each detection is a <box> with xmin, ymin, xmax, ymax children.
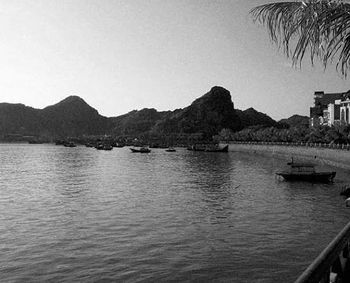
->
<box><xmin>0</xmin><ymin>144</ymin><xmax>349</xmax><ymax>282</ymax></box>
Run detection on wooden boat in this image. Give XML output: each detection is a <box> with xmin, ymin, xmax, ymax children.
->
<box><xmin>64</xmin><ymin>141</ymin><xmax>76</xmax><ymax>147</ymax></box>
<box><xmin>276</xmin><ymin>160</ymin><xmax>336</xmax><ymax>183</ymax></box>
<box><xmin>95</xmin><ymin>143</ymin><xmax>113</xmax><ymax>150</ymax></box>
<box><xmin>102</xmin><ymin>144</ymin><xmax>113</xmax><ymax>150</ymax></box>
<box><xmin>130</xmin><ymin>147</ymin><xmax>151</xmax><ymax>153</ymax></box>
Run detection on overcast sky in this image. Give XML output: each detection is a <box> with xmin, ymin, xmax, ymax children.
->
<box><xmin>0</xmin><ymin>0</ymin><xmax>349</xmax><ymax>120</ymax></box>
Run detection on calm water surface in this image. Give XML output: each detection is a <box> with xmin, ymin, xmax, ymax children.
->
<box><xmin>1</xmin><ymin>144</ymin><xmax>350</xmax><ymax>282</ymax></box>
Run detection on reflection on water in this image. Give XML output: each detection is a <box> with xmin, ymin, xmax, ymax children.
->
<box><xmin>0</xmin><ymin>144</ymin><xmax>349</xmax><ymax>282</ymax></box>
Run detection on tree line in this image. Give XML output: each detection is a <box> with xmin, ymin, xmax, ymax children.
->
<box><xmin>217</xmin><ymin>124</ymin><xmax>350</xmax><ymax>145</ymax></box>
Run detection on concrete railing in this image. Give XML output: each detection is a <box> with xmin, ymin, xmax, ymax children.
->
<box><xmin>295</xmin><ymin>222</ymin><xmax>350</xmax><ymax>283</ymax></box>
<box><xmin>227</xmin><ymin>141</ymin><xmax>350</xmax><ymax>150</ymax></box>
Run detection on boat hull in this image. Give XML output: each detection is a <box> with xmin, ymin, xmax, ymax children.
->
<box><xmin>276</xmin><ymin>172</ymin><xmax>336</xmax><ymax>183</ymax></box>
<box><xmin>130</xmin><ymin>148</ymin><xmax>151</xmax><ymax>153</ymax></box>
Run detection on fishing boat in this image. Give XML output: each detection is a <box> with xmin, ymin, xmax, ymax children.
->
<box><xmin>130</xmin><ymin>147</ymin><xmax>151</xmax><ymax>153</ymax></box>
<box><xmin>63</xmin><ymin>141</ymin><xmax>76</xmax><ymax>147</ymax></box>
<box><xmin>276</xmin><ymin>160</ymin><xmax>336</xmax><ymax>183</ymax></box>
<box><xmin>95</xmin><ymin>143</ymin><xmax>113</xmax><ymax>150</ymax></box>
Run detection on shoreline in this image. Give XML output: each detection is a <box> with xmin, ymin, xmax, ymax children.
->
<box><xmin>225</xmin><ymin>142</ymin><xmax>350</xmax><ymax>170</ymax></box>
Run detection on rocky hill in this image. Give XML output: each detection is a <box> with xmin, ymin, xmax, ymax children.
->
<box><xmin>109</xmin><ymin>86</ymin><xmax>242</xmax><ymax>139</ymax></box>
<box><xmin>0</xmin><ymin>86</ymin><xmax>300</xmax><ymax>141</ymax></box>
<box><xmin>279</xmin><ymin>114</ymin><xmax>309</xmax><ymax>128</ymax></box>
<box><xmin>152</xmin><ymin>86</ymin><xmax>241</xmax><ymax>138</ymax></box>
<box><xmin>236</xmin><ymin>107</ymin><xmax>278</xmax><ymax>128</ymax></box>
<box><xmin>0</xmin><ymin>96</ymin><xmax>110</xmax><ymax>139</ymax></box>
<box><xmin>41</xmin><ymin>96</ymin><xmax>110</xmax><ymax>137</ymax></box>
<box><xmin>110</xmin><ymin>108</ymin><xmax>170</xmax><ymax>136</ymax></box>
<box><xmin>0</xmin><ymin>103</ymin><xmax>42</xmax><ymax>136</ymax></box>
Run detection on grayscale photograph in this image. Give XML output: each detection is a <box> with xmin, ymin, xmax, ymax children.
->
<box><xmin>1</xmin><ymin>0</ymin><xmax>350</xmax><ymax>282</ymax></box>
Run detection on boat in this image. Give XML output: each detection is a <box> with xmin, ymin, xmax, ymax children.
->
<box><xmin>63</xmin><ymin>141</ymin><xmax>76</xmax><ymax>147</ymax></box>
<box><xmin>276</xmin><ymin>160</ymin><xmax>336</xmax><ymax>183</ymax></box>
<box><xmin>102</xmin><ymin>144</ymin><xmax>113</xmax><ymax>150</ymax></box>
<box><xmin>130</xmin><ymin>147</ymin><xmax>151</xmax><ymax>153</ymax></box>
<box><xmin>165</xmin><ymin>147</ymin><xmax>176</xmax><ymax>152</ymax></box>
<box><xmin>95</xmin><ymin>143</ymin><xmax>113</xmax><ymax>150</ymax></box>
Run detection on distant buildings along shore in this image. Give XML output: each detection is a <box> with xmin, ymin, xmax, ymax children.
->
<box><xmin>310</xmin><ymin>90</ymin><xmax>350</xmax><ymax>127</ymax></box>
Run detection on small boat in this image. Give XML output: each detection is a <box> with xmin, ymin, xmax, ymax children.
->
<box><xmin>165</xmin><ymin>147</ymin><xmax>176</xmax><ymax>152</ymax></box>
<box><xmin>276</xmin><ymin>160</ymin><xmax>336</xmax><ymax>183</ymax></box>
<box><xmin>114</xmin><ymin>142</ymin><xmax>125</xmax><ymax>148</ymax></box>
<box><xmin>95</xmin><ymin>143</ymin><xmax>113</xmax><ymax>150</ymax></box>
<box><xmin>130</xmin><ymin>147</ymin><xmax>151</xmax><ymax>153</ymax></box>
<box><xmin>64</xmin><ymin>141</ymin><xmax>76</xmax><ymax>147</ymax></box>
<box><xmin>95</xmin><ymin>143</ymin><xmax>104</xmax><ymax>150</ymax></box>
<box><xmin>102</xmin><ymin>144</ymin><xmax>113</xmax><ymax>150</ymax></box>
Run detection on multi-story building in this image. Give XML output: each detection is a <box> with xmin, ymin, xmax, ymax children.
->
<box><xmin>310</xmin><ymin>90</ymin><xmax>350</xmax><ymax>127</ymax></box>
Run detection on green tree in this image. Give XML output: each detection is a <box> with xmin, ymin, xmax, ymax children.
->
<box><xmin>251</xmin><ymin>0</ymin><xmax>350</xmax><ymax>76</ymax></box>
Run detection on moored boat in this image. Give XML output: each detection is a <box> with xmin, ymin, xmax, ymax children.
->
<box><xmin>130</xmin><ymin>147</ymin><xmax>151</xmax><ymax>153</ymax></box>
<box><xmin>95</xmin><ymin>143</ymin><xmax>113</xmax><ymax>150</ymax></box>
<box><xmin>64</xmin><ymin>141</ymin><xmax>76</xmax><ymax>147</ymax></box>
<box><xmin>276</xmin><ymin>160</ymin><xmax>336</xmax><ymax>183</ymax></box>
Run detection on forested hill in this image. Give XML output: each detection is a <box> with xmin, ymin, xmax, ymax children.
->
<box><xmin>0</xmin><ymin>87</ymin><xmax>298</xmax><ymax>140</ymax></box>
<box><xmin>0</xmin><ymin>96</ymin><xmax>110</xmax><ymax>139</ymax></box>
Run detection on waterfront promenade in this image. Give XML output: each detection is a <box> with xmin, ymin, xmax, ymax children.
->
<box><xmin>226</xmin><ymin>141</ymin><xmax>350</xmax><ymax>170</ymax></box>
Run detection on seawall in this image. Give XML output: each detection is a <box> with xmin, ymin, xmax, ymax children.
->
<box><xmin>226</xmin><ymin>142</ymin><xmax>350</xmax><ymax>170</ymax></box>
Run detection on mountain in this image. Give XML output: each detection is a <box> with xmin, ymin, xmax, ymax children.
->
<box><xmin>41</xmin><ymin>96</ymin><xmax>110</xmax><ymax>137</ymax></box>
<box><xmin>110</xmin><ymin>108</ymin><xmax>170</xmax><ymax>136</ymax></box>
<box><xmin>0</xmin><ymin>103</ymin><xmax>42</xmax><ymax>136</ymax></box>
<box><xmin>0</xmin><ymin>96</ymin><xmax>110</xmax><ymax>139</ymax></box>
<box><xmin>236</xmin><ymin>107</ymin><xmax>277</xmax><ymax>128</ymax></box>
<box><xmin>109</xmin><ymin>86</ymin><xmax>241</xmax><ymax>139</ymax></box>
<box><xmin>0</xmin><ymin>86</ymin><xmax>293</xmax><ymax>141</ymax></box>
<box><xmin>279</xmin><ymin>114</ymin><xmax>310</xmax><ymax>128</ymax></box>
<box><xmin>153</xmin><ymin>86</ymin><xmax>241</xmax><ymax>138</ymax></box>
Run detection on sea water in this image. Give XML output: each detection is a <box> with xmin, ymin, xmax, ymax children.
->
<box><xmin>0</xmin><ymin>144</ymin><xmax>349</xmax><ymax>282</ymax></box>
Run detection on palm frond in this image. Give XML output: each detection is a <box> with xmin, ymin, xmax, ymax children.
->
<box><xmin>251</xmin><ymin>0</ymin><xmax>350</xmax><ymax>76</ymax></box>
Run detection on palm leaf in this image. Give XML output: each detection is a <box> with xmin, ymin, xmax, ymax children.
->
<box><xmin>251</xmin><ymin>0</ymin><xmax>350</xmax><ymax>76</ymax></box>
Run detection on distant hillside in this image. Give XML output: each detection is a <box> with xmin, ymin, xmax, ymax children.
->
<box><xmin>0</xmin><ymin>96</ymin><xmax>110</xmax><ymax>139</ymax></box>
<box><xmin>153</xmin><ymin>86</ymin><xmax>241</xmax><ymax>138</ymax></box>
<box><xmin>109</xmin><ymin>86</ymin><xmax>242</xmax><ymax>139</ymax></box>
<box><xmin>279</xmin><ymin>114</ymin><xmax>310</xmax><ymax>128</ymax></box>
<box><xmin>110</xmin><ymin>108</ymin><xmax>170</xmax><ymax>136</ymax></box>
<box><xmin>0</xmin><ymin>86</ymin><xmax>302</xmax><ymax>141</ymax></box>
<box><xmin>41</xmin><ymin>96</ymin><xmax>110</xmax><ymax>137</ymax></box>
<box><xmin>236</xmin><ymin>107</ymin><xmax>278</xmax><ymax>128</ymax></box>
<box><xmin>0</xmin><ymin>103</ymin><xmax>42</xmax><ymax>135</ymax></box>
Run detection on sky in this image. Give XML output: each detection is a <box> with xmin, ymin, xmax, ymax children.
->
<box><xmin>0</xmin><ymin>0</ymin><xmax>350</xmax><ymax>120</ymax></box>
